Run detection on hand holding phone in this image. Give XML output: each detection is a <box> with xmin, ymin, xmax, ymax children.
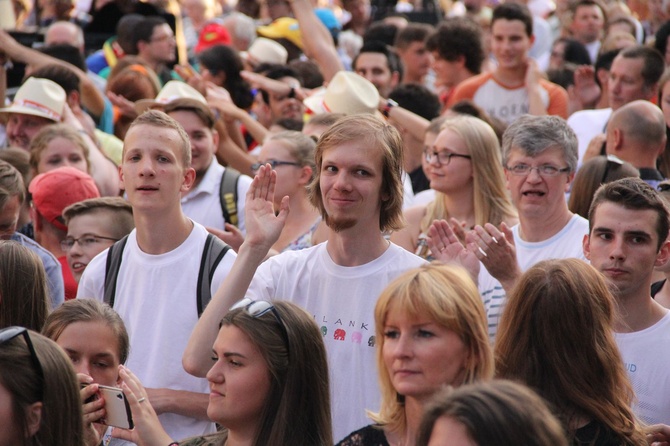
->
<box><xmin>81</xmin><ymin>383</ymin><xmax>134</xmax><ymax>429</ymax></box>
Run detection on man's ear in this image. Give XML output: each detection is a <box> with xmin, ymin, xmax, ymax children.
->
<box><xmin>582</xmin><ymin>233</ymin><xmax>591</xmax><ymax>260</ymax></box>
<box><xmin>655</xmin><ymin>239</ymin><xmax>670</xmax><ymax>268</ymax></box>
<box><xmin>25</xmin><ymin>401</ymin><xmax>43</xmax><ymax>437</ymax></box>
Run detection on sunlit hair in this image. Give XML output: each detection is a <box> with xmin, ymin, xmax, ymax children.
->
<box><xmin>28</xmin><ymin>124</ymin><xmax>91</xmax><ymax>174</ymax></box>
<box><xmin>42</xmin><ymin>299</ymin><xmax>130</xmax><ymax>364</ymax></box>
<box><xmin>568</xmin><ymin>156</ymin><xmax>639</xmax><ymax>219</ymax></box>
<box><xmin>0</xmin><ymin>331</ymin><xmax>84</xmax><ymax>446</ymax></box>
<box><xmin>218</xmin><ymin>301</ymin><xmax>332</xmax><ymax>446</ymax></box>
<box><xmin>589</xmin><ymin>177</ymin><xmax>670</xmax><ymax>251</ymax></box>
<box><xmin>0</xmin><ymin>241</ymin><xmax>49</xmax><ymax>332</ymax></box>
<box><xmin>265</xmin><ymin>130</ymin><xmax>316</xmax><ymax>177</ymax></box>
<box><xmin>417</xmin><ymin>380</ymin><xmax>568</xmax><ymax>446</ymax></box>
<box><xmin>125</xmin><ymin>110</ymin><xmax>192</xmax><ymax>167</ymax></box>
<box><xmin>502</xmin><ymin>115</ymin><xmax>578</xmax><ymax>173</ymax></box>
<box><xmin>421</xmin><ymin>115</ymin><xmax>516</xmax><ymax>234</ymax></box>
<box><xmin>62</xmin><ymin>197</ymin><xmax>134</xmax><ymax>240</ymax></box>
<box><xmin>495</xmin><ymin>259</ymin><xmax>646</xmax><ymax>445</ymax></box>
<box><xmin>308</xmin><ymin>114</ymin><xmax>405</xmax><ymax>232</ymax></box>
<box><xmin>0</xmin><ymin>160</ymin><xmax>26</xmax><ymax>206</ymax></box>
<box><xmin>371</xmin><ymin>263</ymin><xmax>494</xmax><ymax>435</ymax></box>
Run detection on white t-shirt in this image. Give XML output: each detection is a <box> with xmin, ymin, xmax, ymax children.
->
<box><xmin>181</xmin><ymin>160</ymin><xmax>252</xmax><ymax>234</ymax></box>
<box><xmin>246</xmin><ymin>242</ymin><xmax>426</xmax><ymax>441</ymax></box>
<box><xmin>77</xmin><ymin>222</ymin><xmax>236</xmax><ymax>441</ymax></box>
<box><xmin>615</xmin><ymin>311</ymin><xmax>670</xmax><ymax>425</ymax></box>
<box><xmin>478</xmin><ymin>214</ymin><xmax>589</xmax><ymax>340</ymax></box>
<box><xmin>567</xmin><ymin>107</ymin><xmax>612</xmax><ymax>165</ymax></box>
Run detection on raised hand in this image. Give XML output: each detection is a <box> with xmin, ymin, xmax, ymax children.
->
<box><xmin>244</xmin><ymin>164</ymin><xmax>289</xmax><ymax>251</ymax></box>
<box><xmin>468</xmin><ymin>222</ymin><xmax>521</xmax><ymax>292</ymax></box>
<box><xmin>427</xmin><ymin>219</ymin><xmax>480</xmax><ymax>281</ymax></box>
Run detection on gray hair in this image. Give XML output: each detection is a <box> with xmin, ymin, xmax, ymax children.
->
<box><xmin>502</xmin><ymin>115</ymin><xmax>578</xmax><ymax>172</ymax></box>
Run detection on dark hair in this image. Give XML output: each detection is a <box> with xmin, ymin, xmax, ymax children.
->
<box><xmin>354</xmin><ymin>40</ymin><xmax>403</xmax><ymax>80</ymax></box>
<box><xmin>260</xmin><ymin>66</ymin><xmax>302</xmax><ymax>105</ymax></box>
<box><xmin>417</xmin><ymin>381</ymin><xmax>568</xmax><ymax>446</ymax></box>
<box><xmin>492</xmin><ymin>3</ymin><xmax>533</xmax><ymax>37</ymax></box>
<box><xmin>288</xmin><ymin>60</ymin><xmax>324</xmax><ymax>89</ymax></box>
<box><xmin>389</xmin><ymin>83</ymin><xmax>440</xmax><ymax>121</ymax></box>
<box><xmin>271</xmin><ymin>118</ymin><xmax>304</xmax><ymax>132</ymax></box>
<box><xmin>449</xmin><ymin>100</ymin><xmax>507</xmax><ymax>143</ymax></box>
<box><xmin>571</xmin><ymin>0</ymin><xmax>607</xmax><ymax>23</ymax></box>
<box><xmin>618</xmin><ymin>45</ymin><xmax>665</xmax><ymax>90</ymax></box>
<box><xmin>547</xmin><ymin>64</ymin><xmax>578</xmax><ymax>90</ymax></box>
<box><xmin>29</xmin><ymin>64</ymin><xmax>80</xmax><ymax>94</ymax></box>
<box><xmin>362</xmin><ymin>22</ymin><xmax>399</xmax><ymax>46</ymax></box>
<box><xmin>39</xmin><ymin>44</ymin><xmax>87</xmax><ymax>72</ymax></box>
<box><xmin>589</xmin><ymin>177</ymin><xmax>670</xmax><ymax>250</ymax></box>
<box><xmin>558</xmin><ymin>38</ymin><xmax>592</xmax><ymax>66</ymax></box>
<box><xmin>132</xmin><ymin>16</ymin><xmax>168</xmax><ymax>47</ymax></box>
<box><xmin>655</xmin><ymin>21</ymin><xmax>670</xmax><ymax>59</ymax></box>
<box><xmin>425</xmin><ymin>17</ymin><xmax>484</xmax><ymax>75</ymax></box>
<box><xmin>198</xmin><ymin>44</ymin><xmax>254</xmax><ymax>109</ymax></box>
<box><xmin>394</xmin><ymin>22</ymin><xmax>433</xmax><ymax>49</ymax></box>
<box><xmin>163</xmin><ymin>98</ymin><xmax>216</xmax><ymax>129</ymax></box>
<box><xmin>594</xmin><ymin>48</ymin><xmax>621</xmax><ymax>88</ymax></box>
<box><xmin>116</xmin><ymin>14</ymin><xmax>144</xmax><ymax>54</ymax></box>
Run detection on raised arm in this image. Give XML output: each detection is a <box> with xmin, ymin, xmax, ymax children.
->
<box><xmin>183</xmin><ymin>164</ymin><xmax>289</xmax><ymax>377</ymax></box>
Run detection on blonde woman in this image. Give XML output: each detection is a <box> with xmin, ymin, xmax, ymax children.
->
<box><xmin>391</xmin><ymin>115</ymin><xmax>517</xmax><ymax>259</ymax></box>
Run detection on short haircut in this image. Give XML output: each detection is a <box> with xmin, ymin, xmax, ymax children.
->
<box><xmin>425</xmin><ymin>17</ymin><xmax>484</xmax><ymax>75</ymax></box>
<box><xmin>29</xmin><ymin>64</ymin><xmax>80</xmax><ymax>94</ymax></box>
<box><xmin>0</xmin><ymin>160</ymin><xmax>26</xmax><ymax>206</ymax></box>
<box><xmin>163</xmin><ymin>98</ymin><xmax>216</xmax><ymax>129</ymax></box>
<box><xmin>29</xmin><ymin>124</ymin><xmax>91</xmax><ymax>173</ymax></box>
<box><xmin>571</xmin><ymin>0</ymin><xmax>607</xmax><ymax>22</ymax></box>
<box><xmin>39</xmin><ymin>44</ymin><xmax>87</xmax><ymax>72</ymax></box>
<box><xmin>608</xmin><ymin>16</ymin><xmax>635</xmax><ymax>36</ymax></box>
<box><xmin>0</xmin><ymin>148</ymin><xmax>31</xmax><ymax>191</ymax></box>
<box><xmin>63</xmin><ymin>196</ymin><xmax>134</xmax><ymax>240</ymax></box>
<box><xmin>394</xmin><ymin>22</ymin><xmax>433</xmax><ymax>49</ymax></box>
<box><xmin>305</xmin><ymin>112</ymin><xmax>344</xmax><ymax>130</ymax></box>
<box><xmin>492</xmin><ymin>3</ymin><xmax>533</xmax><ymax>37</ymax></box>
<box><xmin>288</xmin><ymin>60</ymin><xmax>324</xmax><ymax>90</ymax></box>
<box><xmin>589</xmin><ymin>177</ymin><xmax>670</xmax><ymax>250</ymax></box>
<box><xmin>117</xmin><ymin>14</ymin><xmax>144</xmax><ymax>54</ymax></box>
<box><xmin>125</xmin><ymin>110</ymin><xmax>192</xmax><ymax>167</ymax></box>
<box><xmin>618</xmin><ymin>45</ymin><xmax>665</xmax><ymax>90</ymax></box>
<box><xmin>43</xmin><ymin>299</ymin><xmax>130</xmax><ymax>365</ymax></box>
<box><xmin>362</xmin><ymin>22</ymin><xmax>399</xmax><ymax>47</ymax></box>
<box><xmin>389</xmin><ymin>83</ymin><xmax>441</xmax><ymax>121</ymax></box>
<box><xmin>353</xmin><ymin>40</ymin><xmax>404</xmax><ymax>80</ymax></box>
<box><xmin>417</xmin><ymin>381</ymin><xmax>568</xmax><ymax>446</ymax></box>
<box><xmin>308</xmin><ymin>114</ymin><xmax>405</xmax><ymax>232</ymax></box>
<box><xmin>133</xmin><ymin>16</ymin><xmax>168</xmax><ymax>47</ymax></box>
<box><xmin>502</xmin><ymin>115</ymin><xmax>578</xmax><ymax>173</ymax></box>
<box><xmin>611</xmin><ymin>101</ymin><xmax>666</xmax><ymax>146</ymax></box>
<box><xmin>594</xmin><ymin>48</ymin><xmax>621</xmax><ymax>89</ymax></box>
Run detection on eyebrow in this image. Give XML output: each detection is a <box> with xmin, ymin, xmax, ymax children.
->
<box><xmin>64</xmin><ymin>348</ymin><xmax>115</xmax><ymax>359</ymax></box>
<box><xmin>592</xmin><ymin>227</ymin><xmax>652</xmax><ymax>238</ymax></box>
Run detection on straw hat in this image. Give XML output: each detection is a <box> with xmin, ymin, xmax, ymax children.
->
<box><xmin>0</xmin><ymin>77</ymin><xmax>66</xmax><ymax>122</ymax></box>
<box><xmin>241</xmin><ymin>37</ymin><xmax>288</xmax><ymax>66</ymax></box>
<box><xmin>135</xmin><ymin>80</ymin><xmax>207</xmax><ymax>114</ymax></box>
<box><xmin>304</xmin><ymin>71</ymin><xmax>380</xmax><ymax>115</ymax></box>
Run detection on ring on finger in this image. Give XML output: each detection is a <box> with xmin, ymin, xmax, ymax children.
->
<box><xmin>137</xmin><ymin>397</ymin><xmax>146</xmax><ymax>403</ymax></box>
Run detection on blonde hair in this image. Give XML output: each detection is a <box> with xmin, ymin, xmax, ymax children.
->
<box><xmin>29</xmin><ymin>124</ymin><xmax>91</xmax><ymax>174</ymax></box>
<box><xmin>421</xmin><ymin>116</ymin><xmax>516</xmax><ymax>233</ymax></box>
<box><xmin>370</xmin><ymin>263</ymin><xmax>494</xmax><ymax>435</ymax></box>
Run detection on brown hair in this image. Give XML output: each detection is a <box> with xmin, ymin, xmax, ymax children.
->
<box><xmin>28</xmin><ymin>124</ymin><xmax>91</xmax><ymax>174</ymax></box>
<box><xmin>125</xmin><ymin>110</ymin><xmax>192</xmax><ymax>167</ymax></box>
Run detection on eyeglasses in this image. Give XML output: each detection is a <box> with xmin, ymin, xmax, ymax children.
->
<box><xmin>0</xmin><ymin>327</ymin><xmax>44</xmax><ymax>397</ymax></box>
<box><xmin>230</xmin><ymin>298</ymin><xmax>290</xmax><ymax>354</ymax></box>
<box><xmin>659</xmin><ymin>182</ymin><xmax>670</xmax><ymax>192</ymax></box>
<box><xmin>600</xmin><ymin>154</ymin><xmax>625</xmax><ymax>185</ymax></box>
<box><xmin>150</xmin><ymin>33</ymin><xmax>176</xmax><ymax>43</ymax></box>
<box><xmin>423</xmin><ymin>149</ymin><xmax>471</xmax><ymax>166</ymax></box>
<box><xmin>61</xmin><ymin>235</ymin><xmax>119</xmax><ymax>251</ymax></box>
<box><xmin>506</xmin><ymin>164</ymin><xmax>571</xmax><ymax>177</ymax></box>
<box><xmin>251</xmin><ymin>160</ymin><xmax>301</xmax><ymax>172</ymax></box>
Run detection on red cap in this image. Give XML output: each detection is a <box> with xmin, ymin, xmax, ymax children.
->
<box><xmin>195</xmin><ymin>23</ymin><xmax>232</xmax><ymax>53</ymax></box>
<box><xmin>29</xmin><ymin>167</ymin><xmax>100</xmax><ymax>232</ymax></box>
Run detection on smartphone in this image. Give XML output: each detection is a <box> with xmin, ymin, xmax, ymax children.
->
<box><xmin>81</xmin><ymin>384</ymin><xmax>134</xmax><ymax>429</ymax></box>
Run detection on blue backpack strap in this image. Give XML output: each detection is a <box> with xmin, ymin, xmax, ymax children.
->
<box><xmin>103</xmin><ymin>235</ymin><xmax>129</xmax><ymax>308</ymax></box>
<box><xmin>196</xmin><ymin>233</ymin><xmax>231</xmax><ymax>317</ymax></box>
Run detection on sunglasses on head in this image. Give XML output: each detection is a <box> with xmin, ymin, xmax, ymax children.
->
<box><xmin>230</xmin><ymin>298</ymin><xmax>290</xmax><ymax>354</ymax></box>
<box><xmin>0</xmin><ymin>327</ymin><xmax>44</xmax><ymax>396</ymax></box>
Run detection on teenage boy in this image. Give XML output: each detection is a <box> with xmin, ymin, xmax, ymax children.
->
<box><xmin>449</xmin><ymin>3</ymin><xmax>568</xmax><ymax>124</ymax></box>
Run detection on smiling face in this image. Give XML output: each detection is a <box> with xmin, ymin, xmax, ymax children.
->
<box><xmin>491</xmin><ymin>19</ymin><xmax>533</xmax><ymax>71</ymax></box>
<box><xmin>36</xmin><ymin>136</ymin><xmax>89</xmax><ymax>175</ymax></box>
<box><xmin>167</xmin><ymin>109</ymin><xmax>217</xmax><ymax>183</ymax></box>
<box><xmin>584</xmin><ymin>202</ymin><xmax>669</xmax><ymax>301</ymax></box>
<box><xmin>55</xmin><ymin>321</ymin><xmax>121</xmax><ymax>386</ymax></box>
<box><xmin>382</xmin><ymin>304</ymin><xmax>469</xmax><ymax>402</ymax></box>
<box><xmin>66</xmin><ymin>212</ymin><xmax>118</xmax><ymax>282</ymax></box>
<box><xmin>206</xmin><ymin>325</ymin><xmax>271</xmax><ymax>431</ymax></box>
<box><xmin>427</xmin><ymin>127</ymin><xmax>473</xmax><ymax>194</ymax></box>
<box><xmin>120</xmin><ymin>124</ymin><xmax>195</xmax><ymax>214</ymax></box>
<box><xmin>505</xmin><ymin>146</ymin><xmax>573</xmax><ymax>220</ymax></box>
<box><xmin>6</xmin><ymin>113</ymin><xmax>54</xmax><ymax>150</ymax></box>
<box><xmin>355</xmin><ymin>52</ymin><xmax>399</xmax><ymax>98</ymax></box>
<box><xmin>319</xmin><ymin>140</ymin><xmax>385</xmax><ymax>232</ymax></box>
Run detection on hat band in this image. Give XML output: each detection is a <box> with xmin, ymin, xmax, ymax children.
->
<box><xmin>14</xmin><ymin>99</ymin><xmax>61</xmax><ymax>121</ymax></box>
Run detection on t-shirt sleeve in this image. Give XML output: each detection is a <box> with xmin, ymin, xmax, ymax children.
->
<box><xmin>446</xmin><ymin>75</ymin><xmax>488</xmax><ymax>108</ymax></box>
<box><xmin>76</xmin><ymin>250</ymin><xmax>108</xmax><ymax>301</ymax></box>
<box><xmin>543</xmin><ymin>80</ymin><xmax>569</xmax><ymax>119</ymax></box>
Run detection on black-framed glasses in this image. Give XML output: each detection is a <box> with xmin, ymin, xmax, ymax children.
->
<box><xmin>423</xmin><ymin>150</ymin><xmax>471</xmax><ymax>166</ymax></box>
<box><xmin>61</xmin><ymin>235</ymin><xmax>120</xmax><ymax>251</ymax></box>
<box><xmin>230</xmin><ymin>298</ymin><xmax>290</xmax><ymax>353</ymax></box>
<box><xmin>251</xmin><ymin>160</ymin><xmax>301</xmax><ymax>172</ymax></box>
<box><xmin>506</xmin><ymin>164</ymin><xmax>571</xmax><ymax>177</ymax></box>
<box><xmin>659</xmin><ymin>182</ymin><xmax>670</xmax><ymax>192</ymax></box>
<box><xmin>0</xmin><ymin>327</ymin><xmax>44</xmax><ymax>396</ymax></box>
<box><xmin>600</xmin><ymin>154</ymin><xmax>625</xmax><ymax>185</ymax></box>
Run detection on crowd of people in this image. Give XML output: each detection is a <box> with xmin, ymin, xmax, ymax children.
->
<box><xmin>3</xmin><ymin>0</ymin><xmax>670</xmax><ymax>444</ymax></box>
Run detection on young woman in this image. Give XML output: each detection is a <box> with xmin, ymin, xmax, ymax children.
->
<box><xmin>495</xmin><ymin>258</ymin><xmax>647</xmax><ymax>445</ymax></box>
<box><xmin>337</xmin><ymin>263</ymin><xmax>494</xmax><ymax>446</ymax></box>
<box><xmin>416</xmin><ymin>380</ymin><xmax>568</xmax><ymax>446</ymax></box>
<box><xmin>391</xmin><ymin>115</ymin><xmax>517</xmax><ymax>259</ymax></box>
<box><xmin>29</xmin><ymin>124</ymin><xmax>91</xmax><ymax>176</ymax></box>
<box><xmin>42</xmin><ymin>298</ymin><xmax>131</xmax><ymax>446</ymax></box>
<box><xmin>116</xmin><ymin>299</ymin><xmax>332</xmax><ymax>446</ymax></box>
<box><xmin>0</xmin><ymin>240</ymin><xmax>49</xmax><ymax>331</ymax></box>
<box><xmin>0</xmin><ymin>326</ymin><xmax>84</xmax><ymax>446</ymax></box>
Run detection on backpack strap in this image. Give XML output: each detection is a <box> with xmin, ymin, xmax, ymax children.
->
<box><xmin>219</xmin><ymin>168</ymin><xmax>241</xmax><ymax>227</ymax></box>
<box><xmin>103</xmin><ymin>235</ymin><xmax>129</xmax><ymax>308</ymax></box>
<box><xmin>196</xmin><ymin>233</ymin><xmax>231</xmax><ymax>317</ymax></box>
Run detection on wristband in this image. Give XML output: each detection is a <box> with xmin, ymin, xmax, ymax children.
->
<box><xmin>381</xmin><ymin>98</ymin><xmax>398</xmax><ymax>118</ymax></box>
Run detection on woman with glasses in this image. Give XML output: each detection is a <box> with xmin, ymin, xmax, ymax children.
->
<box><xmin>252</xmin><ymin>131</ymin><xmax>326</xmax><ymax>253</ymax></box>
<box><xmin>337</xmin><ymin>263</ymin><xmax>494</xmax><ymax>446</ymax></box>
<box><xmin>495</xmin><ymin>259</ymin><xmax>647</xmax><ymax>445</ymax></box>
<box><xmin>0</xmin><ymin>241</ymin><xmax>49</xmax><ymax>331</ymax></box>
<box><xmin>0</xmin><ymin>326</ymin><xmax>84</xmax><ymax>446</ymax></box>
<box><xmin>391</xmin><ymin>115</ymin><xmax>517</xmax><ymax>259</ymax></box>
<box><xmin>114</xmin><ymin>299</ymin><xmax>332</xmax><ymax>446</ymax></box>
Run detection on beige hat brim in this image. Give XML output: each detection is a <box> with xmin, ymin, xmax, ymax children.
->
<box><xmin>0</xmin><ymin>103</ymin><xmax>60</xmax><ymax>121</ymax></box>
<box><xmin>134</xmin><ymin>99</ymin><xmax>165</xmax><ymax>115</ymax></box>
<box><xmin>303</xmin><ymin>88</ymin><xmax>328</xmax><ymax>114</ymax></box>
